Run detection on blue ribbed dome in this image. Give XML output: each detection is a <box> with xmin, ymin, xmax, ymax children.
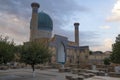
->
<box><xmin>38</xmin><ymin>11</ymin><xmax>53</xmax><ymax>31</ymax></box>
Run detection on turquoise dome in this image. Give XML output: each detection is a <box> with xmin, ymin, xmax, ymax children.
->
<box><xmin>38</xmin><ymin>12</ymin><xmax>53</xmax><ymax>31</ymax></box>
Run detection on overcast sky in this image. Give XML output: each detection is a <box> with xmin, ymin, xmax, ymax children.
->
<box><xmin>0</xmin><ymin>0</ymin><xmax>120</xmax><ymax>52</ymax></box>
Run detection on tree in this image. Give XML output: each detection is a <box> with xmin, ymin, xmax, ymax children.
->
<box><xmin>104</xmin><ymin>57</ymin><xmax>110</xmax><ymax>66</ymax></box>
<box><xmin>89</xmin><ymin>51</ymin><xmax>93</xmax><ymax>55</ymax></box>
<box><xmin>0</xmin><ymin>36</ymin><xmax>15</xmax><ymax>64</ymax></box>
<box><xmin>110</xmin><ymin>34</ymin><xmax>120</xmax><ymax>64</ymax></box>
<box><xmin>20</xmin><ymin>41</ymin><xmax>51</xmax><ymax>72</ymax></box>
<box><xmin>14</xmin><ymin>45</ymin><xmax>22</xmax><ymax>62</ymax></box>
<box><xmin>103</xmin><ymin>57</ymin><xmax>110</xmax><ymax>74</ymax></box>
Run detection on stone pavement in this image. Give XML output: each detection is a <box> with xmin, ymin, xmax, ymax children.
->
<box><xmin>0</xmin><ymin>69</ymin><xmax>120</xmax><ymax>80</ymax></box>
<box><xmin>0</xmin><ymin>69</ymin><xmax>66</xmax><ymax>80</ymax></box>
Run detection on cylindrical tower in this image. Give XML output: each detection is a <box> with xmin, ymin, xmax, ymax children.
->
<box><xmin>74</xmin><ymin>23</ymin><xmax>80</xmax><ymax>46</ymax></box>
<box><xmin>30</xmin><ymin>2</ymin><xmax>40</xmax><ymax>41</ymax></box>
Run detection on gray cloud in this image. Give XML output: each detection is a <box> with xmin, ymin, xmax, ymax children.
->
<box><xmin>53</xmin><ymin>28</ymin><xmax>101</xmax><ymax>47</ymax></box>
<box><xmin>0</xmin><ymin>0</ymin><xmax>101</xmax><ymax>47</ymax></box>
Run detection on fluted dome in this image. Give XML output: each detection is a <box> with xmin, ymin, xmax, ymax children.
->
<box><xmin>38</xmin><ymin>11</ymin><xmax>53</xmax><ymax>31</ymax></box>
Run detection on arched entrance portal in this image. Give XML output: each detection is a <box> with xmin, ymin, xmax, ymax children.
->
<box><xmin>57</xmin><ymin>42</ymin><xmax>66</xmax><ymax>65</ymax></box>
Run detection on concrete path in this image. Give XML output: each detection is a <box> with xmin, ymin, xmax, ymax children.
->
<box><xmin>0</xmin><ymin>69</ymin><xmax>120</xmax><ymax>80</ymax></box>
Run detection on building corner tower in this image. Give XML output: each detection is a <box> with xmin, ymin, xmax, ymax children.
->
<box><xmin>30</xmin><ymin>2</ymin><xmax>40</xmax><ymax>41</ymax></box>
<box><xmin>74</xmin><ymin>23</ymin><xmax>80</xmax><ymax>46</ymax></box>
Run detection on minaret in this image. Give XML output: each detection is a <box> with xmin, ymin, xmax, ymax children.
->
<box><xmin>74</xmin><ymin>23</ymin><xmax>80</xmax><ymax>46</ymax></box>
<box><xmin>30</xmin><ymin>2</ymin><xmax>40</xmax><ymax>41</ymax></box>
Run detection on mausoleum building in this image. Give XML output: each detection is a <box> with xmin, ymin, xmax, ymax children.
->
<box><xmin>29</xmin><ymin>2</ymin><xmax>89</xmax><ymax>66</ymax></box>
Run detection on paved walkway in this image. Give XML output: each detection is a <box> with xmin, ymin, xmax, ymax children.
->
<box><xmin>0</xmin><ymin>69</ymin><xmax>120</xmax><ymax>80</ymax></box>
